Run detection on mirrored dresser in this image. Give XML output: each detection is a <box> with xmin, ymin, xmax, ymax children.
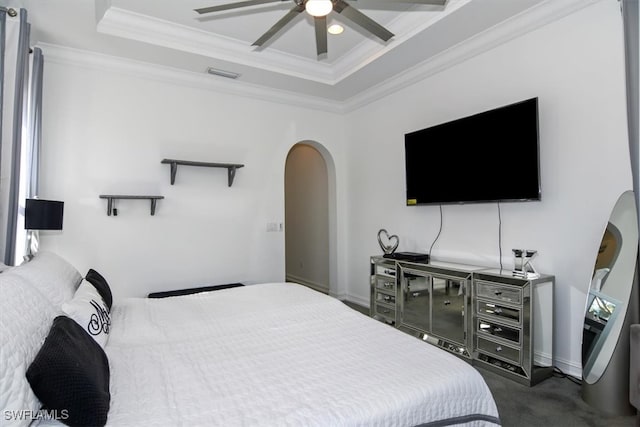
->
<box><xmin>395</xmin><ymin>260</ymin><xmax>484</xmax><ymax>359</ymax></box>
<box><xmin>370</xmin><ymin>257</ymin><xmax>398</xmax><ymax>325</ymax></box>
<box><xmin>472</xmin><ymin>269</ymin><xmax>554</xmax><ymax>386</ymax></box>
<box><xmin>369</xmin><ymin>256</ymin><xmax>555</xmax><ymax>386</ymax></box>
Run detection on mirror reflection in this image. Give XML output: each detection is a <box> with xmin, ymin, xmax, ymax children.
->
<box><xmin>586</xmin><ymin>294</ymin><xmax>616</xmax><ymax>323</ymax></box>
<box><xmin>582</xmin><ymin>190</ymin><xmax>638</xmax><ymax>385</ymax></box>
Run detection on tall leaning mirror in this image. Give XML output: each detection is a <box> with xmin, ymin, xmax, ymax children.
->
<box><xmin>582</xmin><ymin>190</ymin><xmax>639</xmax><ymax>415</ymax></box>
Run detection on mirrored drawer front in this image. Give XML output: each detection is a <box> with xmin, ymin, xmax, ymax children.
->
<box><xmin>477</xmin><ymin>301</ymin><xmax>521</xmax><ymax>324</ymax></box>
<box><xmin>375</xmin><ymin>264</ymin><xmax>396</xmax><ymax>277</ymax></box>
<box><xmin>478</xmin><ymin>320</ymin><xmax>520</xmax><ymax>344</ymax></box>
<box><xmin>406</xmin><ymin>288</ymin><xmax>430</xmax><ymax>300</ymax></box>
<box><xmin>375</xmin><ymin>277</ymin><xmax>396</xmax><ymax>292</ymax></box>
<box><xmin>375</xmin><ymin>292</ymin><xmax>396</xmax><ymax>305</ymax></box>
<box><xmin>375</xmin><ymin>304</ymin><xmax>395</xmax><ymax>320</ymax></box>
<box><xmin>477</xmin><ymin>337</ymin><xmax>521</xmax><ymax>364</ymax></box>
<box><xmin>476</xmin><ymin>281</ymin><xmax>521</xmax><ymax>304</ymax></box>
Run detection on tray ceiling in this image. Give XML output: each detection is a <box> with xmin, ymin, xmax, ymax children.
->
<box><xmin>8</xmin><ymin>0</ymin><xmax>590</xmax><ymax>103</ymax></box>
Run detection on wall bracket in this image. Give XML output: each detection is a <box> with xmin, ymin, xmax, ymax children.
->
<box><xmin>99</xmin><ymin>195</ymin><xmax>164</xmax><ymax>216</ymax></box>
<box><xmin>161</xmin><ymin>159</ymin><xmax>245</xmax><ymax>187</ymax></box>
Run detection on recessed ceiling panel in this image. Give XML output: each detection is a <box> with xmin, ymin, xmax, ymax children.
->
<box><xmin>13</xmin><ymin>0</ymin><xmax>576</xmax><ymax>103</ymax></box>
<box><xmin>107</xmin><ymin>0</ymin><xmax>458</xmax><ymax>62</ymax></box>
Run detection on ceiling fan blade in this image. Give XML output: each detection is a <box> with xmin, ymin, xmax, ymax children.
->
<box><xmin>314</xmin><ymin>16</ymin><xmax>328</xmax><ymax>56</ymax></box>
<box><xmin>195</xmin><ymin>0</ymin><xmax>287</xmax><ymax>14</ymax></box>
<box><xmin>352</xmin><ymin>0</ymin><xmax>447</xmax><ymax>4</ymax></box>
<box><xmin>400</xmin><ymin>0</ymin><xmax>447</xmax><ymax>4</ymax></box>
<box><xmin>252</xmin><ymin>5</ymin><xmax>305</xmax><ymax>47</ymax></box>
<box><xmin>334</xmin><ymin>0</ymin><xmax>394</xmax><ymax>42</ymax></box>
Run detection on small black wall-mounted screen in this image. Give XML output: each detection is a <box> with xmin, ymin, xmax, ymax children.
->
<box><xmin>25</xmin><ymin>199</ymin><xmax>64</xmax><ymax>230</ymax></box>
<box><xmin>404</xmin><ymin>97</ymin><xmax>540</xmax><ymax>205</ymax></box>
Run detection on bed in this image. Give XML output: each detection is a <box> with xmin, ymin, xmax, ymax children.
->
<box><xmin>0</xmin><ymin>252</ymin><xmax>500</xmax><ymax>427</ymax></box>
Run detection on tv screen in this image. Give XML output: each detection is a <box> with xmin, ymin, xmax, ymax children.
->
<box><xmin>404</xmin><ymin>98</ymin><xmax>540</xmax><ymax>205</ymax></box>
<box><xmin>24</xmin><ymin>199</ymin><xmax>64</xmax><ymax>230</ymax></box>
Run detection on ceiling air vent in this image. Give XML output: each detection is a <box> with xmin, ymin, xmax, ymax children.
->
<box><xmin>206</xmin><ymin>67</ymin><xmax>240</xmax><ymax>79</ymax></box>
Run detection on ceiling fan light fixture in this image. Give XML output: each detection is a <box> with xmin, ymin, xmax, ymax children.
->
<box><xmin>305</xmin><ymin>0</ymin><xmax>332</xmax><ymax>17</ymax></box>
<box><xmin>327</xmin><ymin>24</ymin><xmax>343</xmax><ymax>35</ymax></box>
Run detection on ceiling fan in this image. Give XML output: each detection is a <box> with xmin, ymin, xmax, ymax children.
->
<box><xmin>195</xmin><ymin>0</ymin><xmax>448</xmax><ymax>58</ymax></box>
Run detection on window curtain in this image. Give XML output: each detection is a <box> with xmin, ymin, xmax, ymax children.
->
<box><xmin>0</xmin><ymin>7</ymin><xmax>39</xmax><ymax>266</ymax></box>
<box><xmin>23</xmin><ymin>47</ymin><xmax>44</xmax><ymax>259</ymax></box>
<box><xmin>620</xmin><ymin>0</ymin><xmax>639</xmax><ymax>319</ymax></box>
<box><xmin>621</xmin><ymin>0</ymin><xmax>638</xmax><ymax>233</ymax></box>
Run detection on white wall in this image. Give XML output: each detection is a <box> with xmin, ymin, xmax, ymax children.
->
<box><xmin>38</xmin><ymin>57</ymin><xmax>348</xmax><ymax>299</ymax></box>
<box><xmin>344</xmin><ymin>0</ymin><xmax>632</xmax><ymax>375</ymax></box>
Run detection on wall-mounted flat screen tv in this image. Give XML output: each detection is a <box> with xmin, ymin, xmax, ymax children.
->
<box><xmin>404</xmin><ymin>97</ymin><xmax>540</xmax><ymax>205</ymax></box>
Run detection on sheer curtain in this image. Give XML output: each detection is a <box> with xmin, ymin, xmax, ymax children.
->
<box><xmin>0</xmin><ymin>7</ymin><xmax>41</xmax><ymax>266</ymax></box>
<box><xmin>620</xmin><ymin>1</ymin><xmax>640</xmax><ymax>367</ymax></box>
<box><xmin>22</xmin><ymin>47</ymin><xmax>44</xmax><ymax>259</ymax></box>
<box><xmin>621</xmin><ymin>0</ymin><xmax>638</xmax><ymax>232</ymax></box>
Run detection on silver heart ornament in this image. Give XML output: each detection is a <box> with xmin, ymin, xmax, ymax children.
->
<box><xmin>377</xmin><ymin>229</ymin><xmax>399</xmax><ymax>254</ymax></box>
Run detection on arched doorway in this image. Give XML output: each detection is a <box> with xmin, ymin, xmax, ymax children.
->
<box><xmin>284</xmin><ymin>143</ymin><xmax>330</xmax><ymax>294</ymax></box>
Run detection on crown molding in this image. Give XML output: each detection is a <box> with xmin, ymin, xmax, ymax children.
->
<box><xmin>96</xmin><ymin>2</ymin><xmax>468</xmax><ymax>86</ymax></box>
<box><xmin>342</xmin><ymin>0</ymin><xmax>601</xmax><ymax>112</ymax></box>
<box><xmin>38</xmin><ymin>43</ymin><xmax>344</xmax><ymax>113</ymax></box>
<box><xmin>39</xmin><ymin>0</ymin><xmax>600</xmax><ymax>115</ymax></box>
<box><xmin>330</xmin><ymin>0</ymin><xmax>470</xmax><ymax>81</ymax></box>
<box><xmin>97</xmin><ymin>7</ymin><xmax>337</xmax><ymax>84</ymax></box>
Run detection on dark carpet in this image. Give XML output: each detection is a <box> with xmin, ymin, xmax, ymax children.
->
<box><xmin>477</xmin><ymin>366</ymin><xmax>637</xmax><ymax>427</ymax></box>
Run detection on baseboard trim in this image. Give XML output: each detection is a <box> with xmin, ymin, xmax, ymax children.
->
<box><xmin>286</xmin><ymin>274</ymin><xmax>329</xmax><ymax>294</ymax></box>
<box><xmin>534</xmin><ymin>351</ymin><xmax>553</xmax><ymax>367</ymax></box>
<box><xmin>553</xmin><ymin>356</ymin><xmax>582</xmax><ymax>379</ymax></box>
<box><xmin>342</xmin><ymin>294</ymin><xmax>370</xmax><ymax>308</ymax></box>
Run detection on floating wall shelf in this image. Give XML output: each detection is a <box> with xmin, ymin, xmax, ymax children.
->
<box><xmin>99</xmin><ymin>195</ymin><xmax>164</xmax><ymax>216</ymax></box>
<box><xmin>161</xmin><ymin>159</ymin><xmax>245</xmax><ymax>187</ymax></box>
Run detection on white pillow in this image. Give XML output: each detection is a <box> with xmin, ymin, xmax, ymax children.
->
<box><xmin>11</xmin><ymin>251</ymin><xmax>82</xmax><ymax>307</ymax></box>
<box><xmin>62</xmin><ymin>281</ymin><xmax>111</xmax><ymax>349</ymax></box>
<box><xmin>0</xmin><ymin>262</ymin><xmax>10</xmax><ymax>273</ymax></box>
<box><xmin>0</xmin><ymin>273</ymin><xmax>59</xmax><ymax>427</ymax></box>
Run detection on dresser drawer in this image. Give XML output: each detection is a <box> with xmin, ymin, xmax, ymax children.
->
<box><xmin>374</xmin><ymin>264</ymin><xmax>396</xmax><ymax>277</ymax></box>
<box><xmin>476</xmin><ymin>281</ymin><xmax>521</xmax><ymax>304</ymax></box>
<box><xmin>477</xmin><ymin>301</ymin><xmax>521</xmax><ymax>324</ymax></box>
<box><xmin>375</xmin><ymin>277</ymin><xmax>396</xmax><ymax>292</ymax></box>
<box><xmin>375</xmin><ymin>304</ymin><xmax>395</xmax><ymax>321</ymax></box>
<box><xmin>375</xmin><ymin>291</ymin><xmax>396</xmax><ymax>305</ymax></box>
<box><xmin>478</xmin><ymin>319</ymin><xmax>520</xmax><ymax>344</ymax></box>
<box><xmin>477</xmin><ymin>337</ymin><xmax>521</xmax><ymax>364</ymax></box>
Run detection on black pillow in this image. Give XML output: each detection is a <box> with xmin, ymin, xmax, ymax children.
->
<box><xmin>26</xmin><ymin>316</ymin><xmax>110</xmax><ymax>427</ymax></box>
<box><xmin>85</xmin><ymin>269</ymin><xmax>113</xmax><ymax>311</ymax></box>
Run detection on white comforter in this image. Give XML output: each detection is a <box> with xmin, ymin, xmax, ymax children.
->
<box><xmin>103</xmin><ymin>283</ymin><xmax>499</xmax><ymax>426</ymax></box>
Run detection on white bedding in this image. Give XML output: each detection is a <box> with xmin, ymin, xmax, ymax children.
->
<box><xmin>58</xmin><ymin>283</ymin><xmax>500</xmax><ymax>426</ymax></box>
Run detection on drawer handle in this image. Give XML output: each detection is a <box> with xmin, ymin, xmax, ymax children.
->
<box><xmin>412</xmin><ymin>292</ymin><xmax>420</xmax><ymax>297</ymax></box>
<box><xmin>382</xmin><ymin>309</ymin><xmax>391</xmax><ymax>314</ymax></box>
<box><xmin>383</xmin><ymin>295</ymin><xmax>391</xmax><ymax>301</ymax></box>
<box><xmin>494</xmin><ymin>308</ymin><xmax>503</xmax><ymax>314</ymax></box>
<box><xmin>384</xmin><ymin>282</ymin><xmax>393</xmax><ymax>288</ymax></box>
<box><xmin>384</xmin><ymin>269</ymin><xmax>396</xmax><ymax>276</ymax></box>
<box><xmin>444</xmin><ymin>300</ymin><xmax>451</xmax><ymax>305</ymax></box>
<box><xmin>496</xmin><ymin>346</ymin><xmax>503</xmax><ymax>352</ymax></box>
<box><xmin>493</xmin><ymin>327</ymin><xmax>503</xmax><ymax>333</ymax></box>
<box><xmin>494</xmin><ymin>291</ymin><xmax>503</xmax><ymax>296</ymax></box>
